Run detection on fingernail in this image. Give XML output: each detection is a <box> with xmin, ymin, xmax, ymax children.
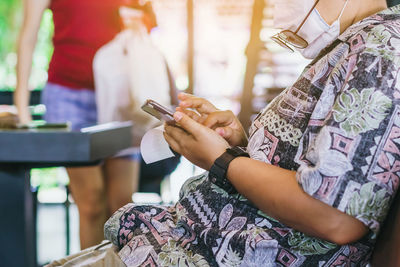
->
<box><xmin>174</xmin><ymin>112</ymin><xmax>183</xmax><ymax>121</ymax></box>
<box><xmin>216</xmin><ymin>128</ymin><xmax>225</xmax><ymax>136</ymax></box>
<box><xmin>180</xmin><ymin>101</ymin><xmax>189</xmax><ymax>107</ymax></box>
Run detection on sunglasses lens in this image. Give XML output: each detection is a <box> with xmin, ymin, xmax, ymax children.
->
<box><xmin>271</xmin><ymin>35</ymin><xmax>294</xmax><ymax>52</ymax></box>
<box><xmin>279</xmin><ymin>31</ymin><xmax>308</xmax><ymax>49</ymax></box>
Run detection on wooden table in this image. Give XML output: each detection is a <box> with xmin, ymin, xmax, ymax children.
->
<box><xmin>0</xmin><ymin>122</ymin><xmax>132</xmax><ymax>267</ymax></box>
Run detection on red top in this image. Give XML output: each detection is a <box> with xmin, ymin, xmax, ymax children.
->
<box><xmin>48</xmin><ymin>0</ymin><xmax>151</xmax><ymax>90</ymax></box>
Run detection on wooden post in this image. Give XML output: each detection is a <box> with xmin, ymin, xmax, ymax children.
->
<box><xmin>187</xmin><ymin>0</ymin><xmax>194</xmax><ymax>94</ymax></box>
<box><xmin>238</xmin><ymin>0</ymin><xmax>266</xmax><ymax>131</ymax></box>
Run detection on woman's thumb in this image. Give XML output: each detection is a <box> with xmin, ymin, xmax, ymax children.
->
<box><xmin>216</xmin><ymin>127</ymin><xmax>232</xmax><ymax>139</ymax></box>
<box><xmin>173</xmin><ymin>111</ymin><xmax>200</xmax><ymax>133</ymax></box>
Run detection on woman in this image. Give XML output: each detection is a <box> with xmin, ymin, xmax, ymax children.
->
<box><xmin>15</xmin><ymin>0</ymin><xmax>156</xmax><ymax>248</ymax></box>
<box><xmin>101</xmin><ymin>0</ymin><xmax>400</xmax><ymax>265</ymax></box>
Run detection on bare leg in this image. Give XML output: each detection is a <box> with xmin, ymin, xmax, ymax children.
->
<box><xmin>67</xmin><ymin>165</ymin><xmax>108</xmax><ymax>249</ymax></box>
<box><xmin>104</xmin><ymin>157</ymin><xmax>139</xmax><ymax>215</ymax></box>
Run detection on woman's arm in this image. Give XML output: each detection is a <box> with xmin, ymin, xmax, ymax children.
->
<box><xmin>226</xmin><ymin>157</ymin><xmax>368</xmax><ymax>245</ymax></box>
<box><xmin>164</xmin><ymin>112</ymin><xmax>368</xmax><ymax>245</ymax></box>
<box><xmin>14</xmin><ymin>0</ymin><xmax>50</xmax><ymax>124</ymax></box>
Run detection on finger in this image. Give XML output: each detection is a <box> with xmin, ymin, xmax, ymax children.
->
<box><xmin>179</xmin><ymin>97</ymin><xmax>218</xmax><ymax>114</ymax></box>
<box><xmin>164</xmin><ymin>122</ymin><xmax>190</xmax><ymax>140</ymax></box>
<box><xmin>176</xmin><ymin>107</ymin><xmax>203</xmax><ymax>122</ymax></box>
<box><xmin>177</xmin><ymin>92</ymin><xmax>193</xmax><ymax>101</ymax></box>
<box><xmin>203</xmin><ymin>110</ymin><xmax>234</xmax><ymax>129</ymax></box>
<box><xmin>215</xmin><ymin>126</ymin><xmax>234</xmax><ymax>139</ymax></box>
<box><xmin>216</xmin><ymin>126</ymin><xmax>246</xmax><ymax>146</ymax></box>
<box><xmin>164</xmin><ymin>124</ymin><xmax>192</xmax><ymax>152</ymax></box>
<box><xmin>173</xmin><ymin>111</ymin><xmax>205</xmax><ymax>137</ymax></box>
<box><xmin>163</xmin><ymin>131</ymin><xmax>181</xmax><ymax>154</ymax></box>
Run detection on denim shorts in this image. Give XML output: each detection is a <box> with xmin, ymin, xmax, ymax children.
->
<box><xmin>42</xmin><ymin>82</ymin><xmax>140</xmax><ymax>159</ymax></box>
<box><xmin>42</xmin><ymin>82</ymin><xmax>97</xmax><ymax>131</ymax></box>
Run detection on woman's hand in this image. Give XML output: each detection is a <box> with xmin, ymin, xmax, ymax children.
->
<box><xmin>163</xmin><ymin>111</ymin><xmax>230</xmax><ymax>170</ymax></box>
<box><xmin>177</xmin><ymin>93</ymin><xmax>248</xmax><ymax>147</ymax></box>
<box><xmin>17</xmin><ymin>105</ymin><xmax>32</xmax><ymax>125</ymax></box>
<box><xmin>176</xmin><ymin>93</ymin><xmax>218</xmax><ymax>123</ymax></box>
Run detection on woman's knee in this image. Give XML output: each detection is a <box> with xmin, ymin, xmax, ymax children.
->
<box><xmin>78</xmin><ymin>199</ymin><xmax>107</xmax><ymax>222</ymax></box>
<box><xmin>74</xmin><ymin>184</ymin><xmax>108</xmax><ymax>221</ymax></box>
<box><xmin>104</xmin><ymin>158</ymin><xmax>138</xmax><ymax>213</ymax></box>
<box><xmin>67</xmin><ymin>166</ymin><xmax>108</xmax><ymax>221</ymax></box>
<box><xmin>108</xmin><ymin>196</ymin><xmax>132</xmax><ymax>215</ymax></box>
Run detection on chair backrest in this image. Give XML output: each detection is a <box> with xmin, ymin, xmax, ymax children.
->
<box><xmin>371</xmin><ymin>190</ymin><xmax>400</xmax><ymax>266</ymax></box>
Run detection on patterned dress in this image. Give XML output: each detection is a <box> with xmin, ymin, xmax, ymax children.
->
<box><xmin>105</xmin><ymin>6</ymin><xmax>400</xmax><ymax>266</ymax></box>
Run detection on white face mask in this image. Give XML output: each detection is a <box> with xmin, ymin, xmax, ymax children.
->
<box><xmin>272</xmin><ymin>0</ymin><xmax>349</xmax><ymax>59</ymax></box>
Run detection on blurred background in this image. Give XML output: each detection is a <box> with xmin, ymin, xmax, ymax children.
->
<box><xmin>0</xmin><ymin>0</ymin><xmax>308</xmax><ymax>264</ymax></box>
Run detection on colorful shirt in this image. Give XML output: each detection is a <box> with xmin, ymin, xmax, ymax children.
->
<box><xmin>104</xmin><ymin>5</ymin><xmax>400</xmax><ymax>266</ymax></box>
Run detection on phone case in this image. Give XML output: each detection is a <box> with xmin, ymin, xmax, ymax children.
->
<box><xmin>141</xmin><ymin>100</ymin><xmax>175</xmax><ymax>123</ymax></box>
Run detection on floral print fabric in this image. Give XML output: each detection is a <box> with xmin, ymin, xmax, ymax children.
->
<box><xmin>104</xmin><ymin>5</ymin><xmax>400</xmax><ymax>266</ymax></box>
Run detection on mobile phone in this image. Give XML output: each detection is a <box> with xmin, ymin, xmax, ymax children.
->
<box><xmin>141</xmin><ymin>99</ymin><xmax>175</xmax><ymax>124</ymax></box>
<box><xmin>36</xmin><ymin>122</ymin><xmax>70</xmax><ymax>129</ymax></box>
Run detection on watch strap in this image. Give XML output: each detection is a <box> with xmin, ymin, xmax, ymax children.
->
<box><xmin>209</xmin><ymin>146</ymin><xmax>249</xmax><ymax>193</ymax></box>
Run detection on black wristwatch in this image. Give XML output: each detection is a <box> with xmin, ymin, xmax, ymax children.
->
<box><xmin>209</xmin><ymin>146</ymin><xmax>249</xmax><ymax>194</ymax></box>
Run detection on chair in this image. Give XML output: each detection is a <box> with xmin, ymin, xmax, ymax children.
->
<box><xmin>371</xmin><ymin>190</ymin><xmax>400</xmax><ymax>266</ymax></box>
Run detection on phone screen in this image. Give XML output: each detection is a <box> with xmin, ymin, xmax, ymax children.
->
<box><xmin>141</xmin><ymin>99</ymin><xmax>175</xmax><ymax>124</ymax></box>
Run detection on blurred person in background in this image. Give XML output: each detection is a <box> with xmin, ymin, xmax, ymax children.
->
<box><xmin>15</xmin><ymin>0</ymin><xmax>157</xmax><ymax>249</ymax></box>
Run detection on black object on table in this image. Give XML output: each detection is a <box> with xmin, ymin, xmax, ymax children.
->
<box><xmin>0</xmin><ymin>122</ymin><xmax>132</xmax><ymax>267</ymax></box>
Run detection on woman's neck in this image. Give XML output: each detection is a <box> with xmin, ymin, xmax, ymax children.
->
<box><xmin>341</xmin><ymin>0</ymin><xmax>388</xmax><ymax>33</ymax></box>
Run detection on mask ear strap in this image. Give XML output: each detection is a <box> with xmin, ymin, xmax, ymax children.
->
<box><xmin>337</xmin><ymin>0</ymin><xmax>349</xmax><ymax>21</ymax></box>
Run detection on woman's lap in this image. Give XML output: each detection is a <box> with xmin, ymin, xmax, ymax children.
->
<box><xmin>104</xmin><ymin>173</ymin><xmax>282</xmax><ymax>266</ymax></box>
<box><xmin>104</xmin><ymin>172</ymin><xmax>372</xmax><ymax>266</ymax></box>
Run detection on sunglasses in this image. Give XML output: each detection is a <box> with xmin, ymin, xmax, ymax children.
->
<box><xmin>271</xmin><ymin>0</ymin><xmax>320</xmax><ymax>52</ymax></box>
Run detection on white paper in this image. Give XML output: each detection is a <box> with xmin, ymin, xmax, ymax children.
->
<box><xmin>140</xmin><ymin>125</ymin><xmax>174</xmax><ymax>164</ymax></box>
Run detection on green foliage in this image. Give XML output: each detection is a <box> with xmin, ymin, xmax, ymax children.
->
<box><xmin>0</xmin><ymin>2</ymin><xmax>54</xmax><ymax>90</ymax></box>
<box><xmin>0</xmin><ymin>0</ymin><xmax>21</xmax><ymax>61</ymax></box>
<box><xmin>31</xmin><ymin>168</ymin><xmax>69</xmax><ymax>190</ymax></box>
<box><xmin>0</xmin><ymin>0</ymin><xmax>21</xmax><ymax>89</ymax></box>
<box><xmin>31</xmin><ymin>9</ymin><xmax>54</xmax><ymax>89</ymax></box>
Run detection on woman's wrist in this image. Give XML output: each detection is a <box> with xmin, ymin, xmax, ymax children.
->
<box><xmin>240</xmin><ymin>135</ymin><xmax>249</xmax><ymax>147</ymax></box>
<box><xmin>209</xmin><ymin>147</ymin><xmax>249</xmax><ymax>193</ymax></box>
